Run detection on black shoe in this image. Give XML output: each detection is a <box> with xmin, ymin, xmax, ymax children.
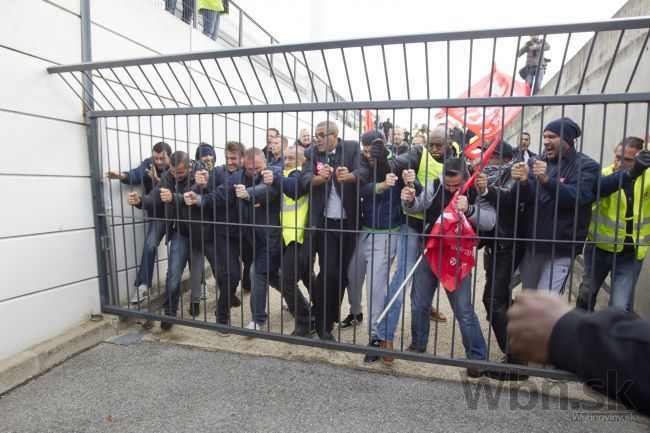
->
<box><xmin>466</xmin><ymin>368</ymin><xmax>484</xmax><ymax>378</ymax></box>
<box><xmin>339</xmin><ymin>313</ymin><xmax>363</xmax><ymax>330</ymax></box>
<box><xmin>160</xmin><ymin>321</ymin><xmax>173</xmax><ymax>330</ymax></box>
<box><xmin>216</xmin><ymin>323</ymin><xmax>230</xmax><ymax>337</ymax></box>
<box><xmin>406</xmin><ymin>344</ymin><xmax>426</xmax><ymax>353</ymax></box>
<box><xmin>319</xmin><ymin>330</ymin><xmax>336</xmax><ymax>341</ymax></box>
<box><xmin>189</xmin><ymin>302</ymin><xmax>201</xmax><ymax>318</ymax></box>
<box><xmin>363</xmin><ymin>338</ymin><xmax>381</xmax><ymax>364</ymax></box>
<box><xmin>231</xmin><ymin>295</ymin><xmax>242</xmax><ymax>308</ymax></box>
<box><xmin>291</xmin><ymin>322</ymin><xmax>316</xmax><ymax>337</ymax></box>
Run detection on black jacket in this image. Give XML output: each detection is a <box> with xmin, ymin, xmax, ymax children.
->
<box><xmin>230</xmin><ymin>166</ymin><xmax>282</xmax><ymax>273</ymax></box>
<box><xmin>140</xmin><ymin>160</ymin><xmax>205</xmax><ymax>241</ymax></box>
<box><xmin>199</xmin><ymin>164</ymin><xmax>240</xmax><ymax>239</ymax></box>
<box><xmin>482</xmin><ymin>165</ymin><xmax>527</xmax><ymax>248</ymax></box>
<box><xmin>519</xmin><ymin>147</ymin><xmax>600</xmax><ymax>255</ymax></box>
<box><xmin>549</xmin><ymin>308</ymin><xmax>650</xmax><ymax>415</ymax></box>
<box><xmin>121</xmin><ymin>156</ymin><xmax>166</xmax><ymax>218</ymax></box>
<box><xmin>300</xmin><ymin>139</ymin><xmax>367</xmax><ymax>231</ymax></box>
<box><xmin>512</xmin><ymin>147</ymin><xmax>537</xmax><ymax>163</ymax></box>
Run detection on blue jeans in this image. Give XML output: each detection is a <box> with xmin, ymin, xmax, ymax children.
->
<box><xmin>250</xmin><ymin>264</ymin><xmax>280</xmax><ymax>325</ymax></box>
<box><xmin>378</xmin><ymin>225</ymin><xmax>421</xmax><ymax>342</ymax></box>
<box><xmin>525</xmin><ymin>66</ymin><xmax>546</xmax><ymax>95</ymax></box>
<box><xmin>162</xmin><ymin>231</ymin><xmax>191</xmax><ymax>316</ymax></box>
<box><xmin>166</xmin><ymin>0</ymin><xmax>195</xmax><ymax>24</ymax></box>
<box><xmin>134</xmin><ymin>219</ymin><xmax>167</xmax><ymax>288</ymax></box>
<box><xmin>201</xmin><ymin>9</ymin><xmax>220</xmax><ymax>40</ymax></box>
<box><xmin>411</xmin><ymin>258</ymin><xmax>487</xmax><ymax>360</ymax></box>
<box><xmin>577</xmin><ymin>244</ymin><xmax>644</xmax><ymax>312</ymax></box>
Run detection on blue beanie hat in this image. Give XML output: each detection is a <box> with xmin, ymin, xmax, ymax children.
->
<box><xmin>360</xmin><ymin>130</ymin><xmax>386</xmax><ymax>145</ymax></box>
<box><xmin>543</xmin><ymin>117</ymin><xmax>581</xmax><ymax>146</ymax></box>
<box><xmin>195</xmin><ymin>142</ymin><xmax>215</xmax><ymax>160</ymax></box>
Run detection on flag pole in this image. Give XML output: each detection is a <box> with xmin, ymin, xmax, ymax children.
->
<box><xmin>375</xmin><ymin>251</ymin><xmax>426</xmax><ymax>326</ymax></box>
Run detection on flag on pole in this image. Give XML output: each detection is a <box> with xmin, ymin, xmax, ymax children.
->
<box><xmin>435</xmin><ymin>64</ymin><xmax>528</xmax><ymax>160</ymax></box>
<box><xmin>424</xmin><ymin>136</ymin><xmax>501</xmax><ymax>291</ymax></box>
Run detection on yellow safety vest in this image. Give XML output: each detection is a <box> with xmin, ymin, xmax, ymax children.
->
<box><xmin>406</xmin><ymin>150</ymin><xmax>444</xmax><ymax>220</ymax></box>
<box><xmin>281</xmin><ymin>168</ymin><xmax>309</xmax><ymax>246</ymax></box>
<box><xmin>587</xmin><ymin>164</ymin><xmax>650</xmax><ymax>259</ymax></box>
<box><xmin>198</xmin><ymin>0</ymin><xmax>225</xmax><ymax>12</ymax></box>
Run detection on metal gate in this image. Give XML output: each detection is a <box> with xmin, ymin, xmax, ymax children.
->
<box><xmin>48</xmin><ymin>15</ymin><xmax>650</xmax><ymax>380</ymax></box>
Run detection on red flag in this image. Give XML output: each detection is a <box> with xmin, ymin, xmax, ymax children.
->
<box><xmin>437</xmin><ymin>64</ymin><xmax>528</xmax><ymax>160</ymax></box>
<box><xmin>424</xmin><ymin>137</ymin><xmax>501</xmax><ymax>291</ymax></box>
<box><xmin>364</xmin><ymin>110</ymin><xmax>375</xmax><ymax>133</ymax></box>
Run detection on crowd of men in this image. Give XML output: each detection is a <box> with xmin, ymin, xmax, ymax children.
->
<box><xmin>108</xmin><ymin>116</ymin><xmax>650</xmax><ymax>379</ymax></box>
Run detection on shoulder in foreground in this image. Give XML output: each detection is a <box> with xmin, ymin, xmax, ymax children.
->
<box><xmin>577</xmin><ymin>153</ymin><xmax>601</xmax><ymax>171</ymax></box>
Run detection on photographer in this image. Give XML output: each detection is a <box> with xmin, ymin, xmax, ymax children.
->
<box><xmin>518</xmin><ymin>35</ymin><xmax>550</xmax><ymax>95</ymax></box>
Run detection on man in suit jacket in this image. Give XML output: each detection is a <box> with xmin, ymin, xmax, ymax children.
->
<box><xmin>512</xmin><ymin>132</ymin><xmax>537</xmax><ymax>163</ymax></box>
<box><xmin>300</xmin><ymin>120</ymin><xmax>366</xmax><ymax>340</ymax></box>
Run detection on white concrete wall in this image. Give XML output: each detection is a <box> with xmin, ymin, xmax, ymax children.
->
<box><xmin>0</xmin><ymin>0</ymin><xmax>328</xmax><ymax>360</ymax></box>
<box><xmin>503</xmin><ymin>0</ymin><xmax>650</xmax><ymax>317</ymax></box>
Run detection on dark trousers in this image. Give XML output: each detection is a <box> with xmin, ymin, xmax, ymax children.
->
<box><xmin>279</xmin><ymin>241</ymin><xmax>313</xmax><ymax>325</ymax></box>
<box><xmin>240</xmin><ymin>236</ymin><xmax>253</xmax><ymax>291</ymax></box>
<box><xmin>214</xmin><ymin>234</ymin><xmax>242</xmax><ymax>324</ymax></box>
<box><xmin>313</xmin><ymin>221</ymin><xmax>356</xmax><ymax>336</ymax></box>
<box><xmin>482</xmin><ymin>241</ymin><xmax>524</xmax><ymax>354</ymax></box>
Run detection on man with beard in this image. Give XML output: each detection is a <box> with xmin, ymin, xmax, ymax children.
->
<box><xmin>513</xmin><ymin>117</ymin><xmax>600</xmax><ymax>294</ymax></box>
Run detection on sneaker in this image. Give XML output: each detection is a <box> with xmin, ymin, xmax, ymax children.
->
<box><xmin>130</xmin><ymin>285</ymin><xmax>149</xmax><ymax>304</ymax></box>
<box><xmin>282</xmin><ymin>300</ymin><xmax>289</xmax><ymax>310</ymax></box>
<box><xmin>201</xmin><ymin>284</ymin><xmax>210</xmax><ymax>301</ymax></box>
<box><xmin>231</xmin><ymin>295</ymin><xmax>242</xmax><ymax>308</ymax></box>
<box><xmin>363</xmin><ymin>338</ymin><xmax>381</xmax><ymax>364</ymax></box>
<box><xmin>245</xmin><ymin>321</ymin><xmax>262</xmax><ymax>331</ymax></box>
<box><xmin>429</xmin><ymin>307</ymin><xmax>447</xmax><ymax>322</ymax></box>
<box><xmin>291</xmin><ymin>322</ymin><xmax>316</xmax><ymax>337</ymax></box>
<box><xmin>160</xmin><ymin>320</ymin><xmax>173</xmax><ymax>330</ymax></box>
<box><xmin>339</xmin><ymin>313</ymin><xmax>363</xmax><ymax>330</ymax></box>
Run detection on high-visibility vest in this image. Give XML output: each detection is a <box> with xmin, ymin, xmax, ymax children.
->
<box><xmin>587</xmin><ymin>164</ymin><xmax>650</xmax><ymax>259</ymax></box>
<box><xmin>281</xmin><ymin>168</ymin><xmax>309</xmax><ymax>246</ymax></box>
<box><xmin>406</xmin><ymin>150</ymin><xmax>444</xmax><ymax>221</ymax></box>
<box><xmin>198</xmin><ymin>0</ymin><xmax>225</xmax><ymax>12</ymax></box>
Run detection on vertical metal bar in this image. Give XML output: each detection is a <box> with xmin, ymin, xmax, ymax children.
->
<box><xmin>231</xmin><ymin>58</ymin><xmax>254</xmax><ymax>105</ymax></box>
<box><xmin>264</xmin><ymin>54</ymin><xmax>286</xmax><ymax>104</ymax></box>
<box><xmin>81</xmin><ymin>0</ymin><xmax>110</xmax><ymax>309</ymax></box>
<box><xmin>601</xmin><ymin>30</ymin><xmax>626</xmax><ymax>93</ymax></box>
<box><xmin>553</xmin><ymin>33</ymin><xmax>572</xmax><ymax>95</ymax></box>
<box><xmin>340</xmin><ymin>48</ymin><xmax>354</xmax><ymax>102</ymax></box>
<box><xmin>360</xmin><ymin>46</ymin><xmax>372</xmax><ymax>101</ymax></box>
<box><xmin>58</xmin><ymin>73</ymin><xmax>93</xmax><ymax>111</ymax></box>
<box><xmin>626</xmin><ymin>29</ymin><xmax>650</xmax><ymax>92</ymax></box>
<box><xmin>123</xmin><ymin>67</ymin><xmax>153</xmax><ymax>109</ymax></box>
<box><xmin>182</xmin><ymin>61</ymin><xmax>208</xmax><ymax>106</ymax></box>
<box><xmin>301</xmin><ymin>51</ymin><xmax>318</xmax><ymax>103</ymax></box>
<box><xmin>152</xmin><ymin>63</ymin><xmax>181</xmax><ymax>107</ymax></box>
<box><xmin>198</xmin><ymin>60</ymin><xmax>223</xmax><ymax>105</ymax></box>
<box><xmin>424</xmin><ymin>42</ymin><xmax>430</xmax><ymax>99</ymax></box>
<box><xmin>578</xmin><ymin>31</ymin><xmax>599</xmax><ymax>94</ymax></box>
<box><xmin>137</xmin><ymin>65</ymin><xmax>165</xmax><ymax>108</ymax></box>
<box><xmin>214</xmin><ymin>58</ymin><xmax>239</xmax><ymax>104</ymax></box>
<box><xmin>166</xmin><ymin>63</ymin><xmax>193</xmax><ymax>107</ymax></box>
<box><xmin>68</xmin><ymin>72</ymin><xmax>105</xmax><ymax>111</ymax></box>
<box><xmin>282</xmin><ymin>52</ymin><xmax>302</xmax><ymax>103</ymax></box>
<box><xmin>238</xmin><ymin>8</ymin><xmax>244</xmax><ymax>47</ymax></box>
<box><xmin>95</xmin><ymin>69</ymin><xmax>128</xmax><ymax>109</ymax></box>
<box><xmin>402</xmin><ymin>43</ymin><xmax>411</xmax><ymax>100</ymax></box>
<box><xmin>320</xmin><ymin>50</ymin><xmax>336</xmax><ymax>102</ymax></box>
<box><xmin>248</xmin><ymin>56</ymin><xmax>270</xmax><ymax>104</ymax></box>
<box><xmin>109</xmin><ymin>67</ymin><xmax>141</xmax><ymax>109</ymax></box>
<box><xmin>381</xmin><ymin>44</ymin><xmax>391</xmax><ymax>100</ymax></box>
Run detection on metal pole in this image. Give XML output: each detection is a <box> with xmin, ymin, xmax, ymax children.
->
<box><xmin>81</xmin><ymin>0</ymin><xmax>110</xmax><ymax>308</ymax></box>
<box><xmin>238</xmin><ymin>8</ymin><xmax>244</xmax><ymax>47</ymax></box>
<box><xmin>375</xmin><ymin>252</ymin><xmax>425</xmax><ymax>325</ymax></box>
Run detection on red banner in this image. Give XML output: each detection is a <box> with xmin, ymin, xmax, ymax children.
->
<box><xmin>423</xmin><ymin>137</ymin><xmax>501</xmax><ymax>291</ymax></box>
<box><xmin>364</xmin><ymin>110</ymin><xmax>375</xmax><ymax>133</ymax></box>
<box><xmin>436</xmin><ymin>64</ymin><xmax>528</xmax><ymax>160</ymax></box>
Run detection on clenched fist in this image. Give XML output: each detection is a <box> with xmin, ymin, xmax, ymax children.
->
<box><xmin>455</xmin><ymin>195</ymin><xmax>469</xmax><ymax>213</ymax></box>
<box><xmin>127</xmin><ymin>192</ymin><xmax>141</xmax><ymax>206</ymax></box>
<box><xmin>402</xmin><ymin>169</ymin><xmax>416</xmax><ymax>186</ymax></box>
<box><xmin>234</xmin><ymin>184</ymin><xmax>249</xmax><ymax>200</ymax></box>
<box><xmin>401</xmin><ymin>186</ymin><xmax>416</xmax><ymax>203</ymax></box>
<box><xmin>533</xmin><ymin>160</ymin><xmax>548</xmax><ymax>184</ymax></box>
<box><xmin>159</xmin><ymin>188</ymin><xmax>173</xmax><ymax>203</ymax></box>
<box><xmin>195</xmin><ymin>169</ymin><xmax>209</xmax><ymax>187</ymax></box>
<box><xmin>261</xmin><ymin>169</ymin><xmax>274</xmax><ymax>186</ymax></box>
<box><xmin>319</xmin><ymin>164</ymin><xmax>333</xmax><ymax>181</ymax></box>
<box><xmin>510</xmin><ymin>162</ymin><xmax>529</xmax><ymax>183</ymax></box>
<box><xmin>475</xmin><ymin>173</ymin><xmax>488</xmax><ymax>194</ymax></box>
<box><xmin>184</xmin><ymin>191</ymin><xmax>199</xmax><ymax>206</ymax></box>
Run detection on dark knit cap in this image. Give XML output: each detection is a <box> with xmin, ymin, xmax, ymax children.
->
<box><xmin>360</xmin><ymin>130</ymin><xmax>386</xmax><ymax>145</ymax></box>
<box><xmin>195</xmin><ymin>142</ymin><xmax>216</xmax><ymax>160</ymax></box>
<box><xmin>544</xmin><ymin>117</ymin><xmax>582</xmax><ymax>146</ymax></box>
